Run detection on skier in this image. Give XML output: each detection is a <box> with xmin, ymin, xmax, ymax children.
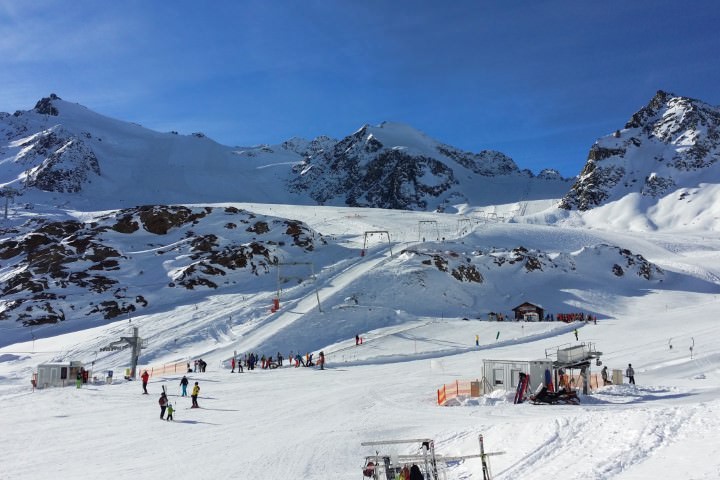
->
<box><xmin>475</xmin><ymin>334</ymin><xmax>479</xmax><ymax>347</ymax></box>
<box><xmin>166</xmin><ymin>402</ymin><xmax>174</xmax><ymax>421</ymax></box>
<box><xmin>626</xmin><ymin>363</ymin><xmax>635</xmax><ymax>385</ymax></box>
<box><xmin>231</xmin><ymin>357</ymin><xmax>236</xmax><ymax>373</ymax></box>
<box><xmin>295</xmin><ymin>353</ymin><xmax>305</xmax><ymax>367</ymax></box>
<box><xmin>318</xmin><ymin>351</ymin><xmax>325</xmax><ymax>370</ymax></box>
<box><xmin>601</xmin><ymin>366</ymin><xmax>609</xmax><ymax>385</ymax></box>
<box><xmin>356</xmin><ymin>334</ymin><xmax>360</xmax><ymax>346</ymax></box>
<box><xmin>191</xmin><ymin>382</ymin><xmax>200</xmax><ymax>408</ymax></box>
<box><xmin>76</xmin><ymin>371</ymin><xmax>82</xmax><ymax>389</ymax></box>
<box><xmin>277</xmin><ymin>352</ymin><xmax>283</xmax><ymax>367</ymax></box>
<box><xmin>141</xmin><ymin>370</ymin><xmax>150</xmax><ymax>394</ymax></box>
<box><xmin>180</xmin><ymin>375</ymin><xmax>189</xmax><ymax>396</ymax></box>
<box><xmin>574</xmin><ymin>329</ymin><xmax>578</xmax><ymax>341</ymax></box>
<box><xmin>159</xmin><ymin>392</ymin><xmax>168</xmax><ymax>419</ymax></box>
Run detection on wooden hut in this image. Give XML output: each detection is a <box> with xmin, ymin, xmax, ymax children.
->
<box><xmin>512</xmin><ymin>301</ymin><xmax>544</xmax><ymax>321</ymax></box>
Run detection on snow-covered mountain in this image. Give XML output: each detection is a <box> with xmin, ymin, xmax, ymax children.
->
<box><xmin>3</xmin><ymin>96</ymin><xmax>720</xmax><ymax>480</ymax></box>
<box><xmin>560</xmin><ymin>90</ymin><xmax>720</xmax><ymax>212</ymax></box>
<box><xmin>286</xmin><ymin>121</ymin><xmax>567</xmax><ymax>210</ymax></box>
<box><xmin>0</xmin><ymin>95</ymin><xmax>572</xmax><ymax>213</ymax></box>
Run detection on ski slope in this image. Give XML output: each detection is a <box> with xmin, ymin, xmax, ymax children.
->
<box><xmin>1</xmin><ymin>204</ymin><xmax>720</xmax><ymax>480</ymax></box>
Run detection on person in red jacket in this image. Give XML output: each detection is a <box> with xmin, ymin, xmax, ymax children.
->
<box><xmin>141</xmin><ymin>370</ymin><xmax>150</xmax><ymax>394</ymax></box>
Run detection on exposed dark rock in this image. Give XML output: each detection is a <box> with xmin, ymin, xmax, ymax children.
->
<box><xmin>33</xmin><ymin>94</ymin><xmax>61</xmax><ymax>116</ymax></box>
<box><xmin>137</xmin><ymin>205</ymin><xmax>210</xmax><ymax>234</ymax></box>
<box><xmin>112</xmin><ymin>215</ymin><xmax>139</xmax><ymax>234</ymax></box>
<box><xmin>247</xmin><ymin>221</ymin><xmax>270</xmax><ymax>234</ymax></box>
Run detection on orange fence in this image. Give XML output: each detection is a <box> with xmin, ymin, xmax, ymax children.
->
<box><xmin>138</xmin><ymin>360</ymin><xmax>189</xmax><ymax>379</ymax></box>
<box><xmin>437</xmin><ymin>380</ymin><xmax>478</xmax><ymax>406</ymax></box>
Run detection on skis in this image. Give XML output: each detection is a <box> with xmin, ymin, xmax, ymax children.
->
<box><xmin>514</xmin><ymin>373</ymin><xmax>530</xmax><ymax>404</ymax></box>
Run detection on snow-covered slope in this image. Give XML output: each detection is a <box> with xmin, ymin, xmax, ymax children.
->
<box><xmin>559</xmin><ymin>91</ymin><xmax>720</xmax><ymax>222</ymax></box>
<box><xmin>0</xmin><ymin>95</ymin><xmax>572</xmax><ymax>213</ymax></box>
<box><xmin>1</xmin><ymin>204</ymin><xmax>720</xmax><ymax>480</ymax></box>
<box><xmin>0</xmin><ymin>95</ymin><xmax>296</xmax><ymax>209</ymax></box>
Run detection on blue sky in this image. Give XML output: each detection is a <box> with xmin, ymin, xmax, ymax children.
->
<box><xmin>1</xmin><ymin>1</ymin><xmax>719</xmax><ymax>177</ymax></box>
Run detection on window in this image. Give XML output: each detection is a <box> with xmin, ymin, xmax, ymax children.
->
<box><xmin>60</xmin><ymin>367</ymin><xmax>67</xmax><ymax>380</ymax></box>
<box><xmin>493</xmin><ymin>368</ymin><xmax>505</xmax><ymax>386</ymax></box>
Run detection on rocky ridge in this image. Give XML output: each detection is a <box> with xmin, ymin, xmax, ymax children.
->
<box><xmin>0</xmin><ymin>205</ymin><xmax>323</xmax><ymax>325</ymax></box>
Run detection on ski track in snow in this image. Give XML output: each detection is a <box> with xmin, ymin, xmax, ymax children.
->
<box><xmin>495</xmin><ymin>405</ymin><xmax>695</xmax><ymax>480</ymax></box>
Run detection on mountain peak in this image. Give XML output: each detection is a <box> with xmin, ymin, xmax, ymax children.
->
<box><xmin>561</xmin><ymin>90</ymin><xmax>720</xmax><ymax>211</ymax></box>
<box><xmin>33</xmin><ymin>93</ymin><xmax>62</xmax><ymax>116</ymax></box>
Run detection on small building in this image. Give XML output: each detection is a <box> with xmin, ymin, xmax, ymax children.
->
<box><xmin>36</xmin><ymin>361</ymin><xmax>85</xmax><ymax>389</ymax></box>
<box><xmin>512</xmin><ymin>302</ymin><xmax>544</xmax><ymax>321</ymax></box>
<box><xmin>482</xmin><ymin>359</ymin><xmax>553</xmax><ymax>393</ymax></box>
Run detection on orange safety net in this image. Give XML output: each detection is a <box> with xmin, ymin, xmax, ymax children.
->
<box><xmin>436</xmin><ymin>380</ymin><xmax>475</xmax><ymax>406</ymax></box>
<box><xmin>138</xmin><ymin>360</ymin><xmax>188</xmax><ymax>379</ymax></box>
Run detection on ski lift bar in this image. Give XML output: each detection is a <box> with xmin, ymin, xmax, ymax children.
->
<box><xmin>361</xmin><ymin>438</ymin><xmax>433</xmax><ymax>446</ymax></box>
<box><xmin>395</xmin><ymin>452</ymin><xmax>505</xmax><ymax>461</ymax></box>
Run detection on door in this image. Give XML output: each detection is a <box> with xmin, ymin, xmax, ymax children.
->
<box><xmin>511</xmin><ymin>369</ymin><xmax>523</xmax><ymax>387</ymax></box>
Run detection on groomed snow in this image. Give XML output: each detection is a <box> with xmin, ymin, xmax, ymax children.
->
<box><xmin>1</xmin><ymin>204</ymin><xmax>720</xmax><ymax>480</ymax></box>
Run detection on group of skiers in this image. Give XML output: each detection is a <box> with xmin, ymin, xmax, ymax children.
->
<box><xmin>156</xmin><ymin>380</ymin><xmax>199</xmax><ymax>420</ymax></box>
<box><xmin>146</xmin><ymin>349</ymin><xmax>332</xmax><ymax>419</ymax></box>
<box><xmin>228</xmin><ymin>351</ymin><xmax>326</xmax><ymax>371</ymax></box>
<box><xmin>555</xmin><ymin>312</ymin><xmax>597</xmax><ymax>323</ymax></box>
<box><xmin>143</xmin><ymin>348</ymin><xmax>329</xmax><ymax>419</ymax></box>
<box><xmin>191</xmin><ymin>359</ymin><xmax>207</xmax><ymax>372</ymax></box>
<box><xmin>141</xmin><ymin>372</ymin><xmax>201</xmax><ymax>420</ymax></box>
